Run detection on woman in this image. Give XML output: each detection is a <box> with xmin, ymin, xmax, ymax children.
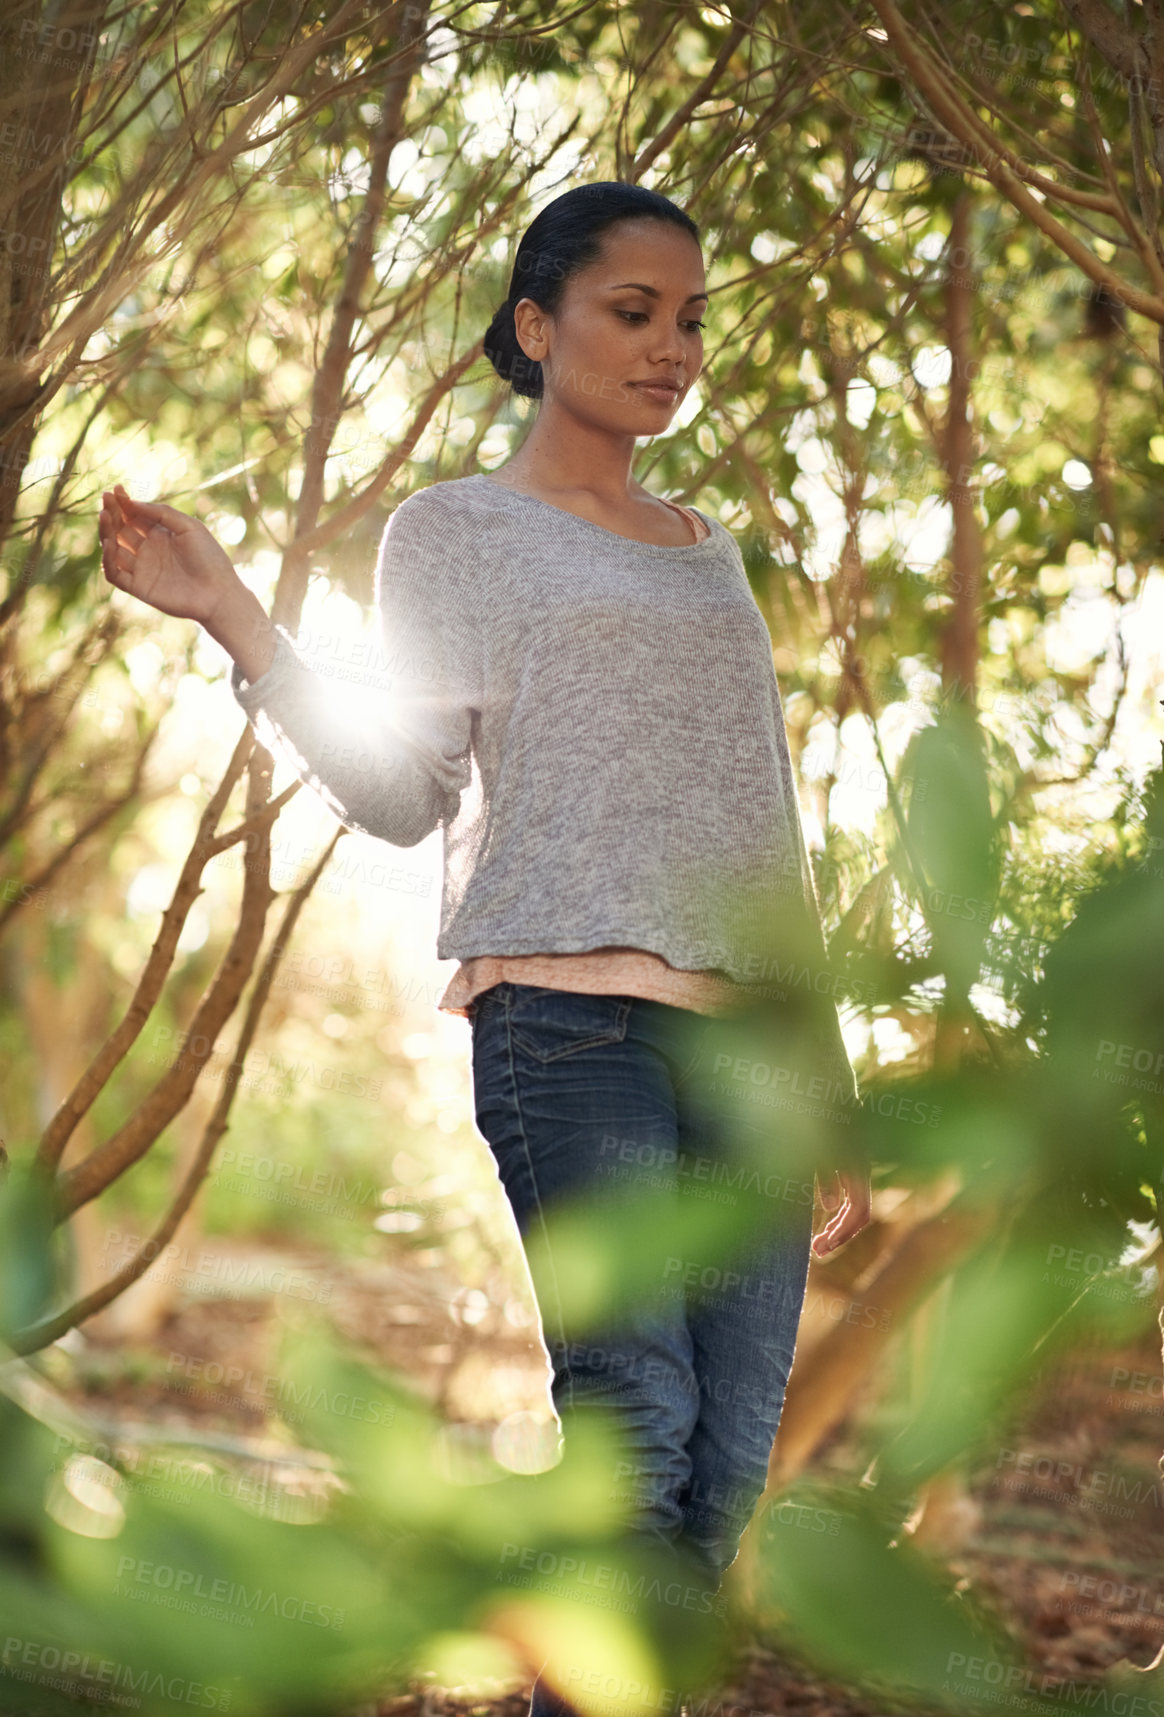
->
<box><xmin>100</xmin><ymin>181</ymin><xmax>871</xmax><ymax>1716</ymax></box>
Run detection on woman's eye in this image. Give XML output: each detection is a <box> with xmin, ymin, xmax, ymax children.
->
<box><xmin>616</xmin><ymin>310</ymin><xmax>706</xmax><ymax>331</ymax></box>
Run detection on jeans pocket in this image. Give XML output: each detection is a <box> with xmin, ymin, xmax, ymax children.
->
<box><xmin>507</xmin><ymin>983</ymin><xmax>632</xmax><ymax>1063</ymax></box>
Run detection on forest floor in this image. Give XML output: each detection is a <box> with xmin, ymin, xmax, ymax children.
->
<box><xmin>40</xmin><ymin>1232</ymin><xmax>1164</xmax><ymax>1717</ymax></box>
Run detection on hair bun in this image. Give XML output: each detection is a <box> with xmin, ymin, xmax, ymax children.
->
<box><xmin>483</xmin><ymin>298</ymin><xmax>543</xmax><ymax>400</ymax></box>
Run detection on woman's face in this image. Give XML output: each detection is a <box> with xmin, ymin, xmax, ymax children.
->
<box><xmin>512</xmin><ymin>217</ymin><xmax>706</xmax><ymax>432</ymax></box>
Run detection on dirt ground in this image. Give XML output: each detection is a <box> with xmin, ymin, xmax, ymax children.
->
<box><xmin>51</xmin><ymin>1234</ymin><xmax>1164</xmax><ymax>1717</ymax></box>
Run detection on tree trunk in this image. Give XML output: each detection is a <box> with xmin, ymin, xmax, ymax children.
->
<box><xmin>0</xmin><ymin>0</ymin><xmax>106</xmax><ymax>538</ymax></box>
<box><xmin>939</xmin><ymin>189</ymin><xmax>983</xmax><ymax>706</ymax></box>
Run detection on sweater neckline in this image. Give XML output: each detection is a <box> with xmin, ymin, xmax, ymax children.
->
<box><xmin>470</xmin><ymin>473</ymin><xmax>719</xmax><ymax>555</ymax></box>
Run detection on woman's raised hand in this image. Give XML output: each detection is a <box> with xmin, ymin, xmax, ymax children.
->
<box><xmin>99</xmin><ymin>485</ymin><xmax>239</xmax><ymax>625</ymax></box>
<box><xmin>99</xmin><ymin>484</ymin><xmax>276</xmax><ymax>683</ymax></box>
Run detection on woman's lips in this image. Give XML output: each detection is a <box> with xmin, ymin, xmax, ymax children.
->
<box><xmin>630</xmin><ymin>382</ymin><xmax>680</xmax><ymax>403</ymax></box>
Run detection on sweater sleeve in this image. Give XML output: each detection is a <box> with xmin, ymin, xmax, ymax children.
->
<box><xmin>229</xmin><ymin>489</ymin><xmax>480</xmax><ymax>849</ymax></box>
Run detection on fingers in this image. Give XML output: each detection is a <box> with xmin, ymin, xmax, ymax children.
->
<box><xmin>99</xmin><ymin>491</ymin><xmax>142</xmax><ymax>589</ymax></box>
<box><xmin>100</xmin><ymin>492</ymin><xmax>126</xmax><ymax>559</ymax></box>
<box><xmin>812</xmin><ymin>1207</ymin><xmax>858</xmax><ymax>1255</ymax></box>
<box><xmin>811</xmin><ymin>1168</ymin><xmax>872</xmax><ymax>1255</ymax></box>
<box><xmin>101</xmin><ymin>532</ymin><xmax>131</xmax><ymax>589</ymax></box>
<box><xmin>101</xmin><ymin>524</ymin><xmax>142</xmax><ymax>575</ymax></box>
<box><xmin>100</xmin><ymin>488</ymin><xmax>164</xmax><ymax>587</ymax></box>
<box><xmin>109</xmin><ymin>484</ymin><xmax>184</xmax><ymax>532</ymax></box>
<box><xmin>812</xmin><ymin>1211</ymin><xmax>846</xmax><ymax>1255</ymax></box>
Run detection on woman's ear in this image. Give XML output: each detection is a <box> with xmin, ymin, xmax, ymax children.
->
<box><xmin>513</xmin><ymin>298</ymin><xmax>548</xmax><ymax>362</ymax></box>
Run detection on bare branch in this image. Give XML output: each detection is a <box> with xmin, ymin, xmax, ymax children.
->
<box><xmin>54</xmin><ymin>741</ymin><xmax>279</xmax><ymax>1216</ymax></box>
<box><xmin>35</xmin><ymin>728</ymin><xmax>255</xmax><ymax>1174</ymax></box>
<box><xmin>208</xmin><ymin>782</ymin><xmax>302</xmax><ymax>856</ymax></box>
<box><xmin>0</xmin><ymin>724</ymin><xmax>156</xmax><ymax>939</ymax></box>
<box><xmin>1076</xmin><ymin>61</ymin><xmax>1164</xmax><ymax>295</ymax></box>
<box><xmin>288</xmin><ymin>342</ymin><xmax>485</xmax><ymax>557</ymax></box>
<box><xmin>16</xmin><ymin>829</ymin><xmax>343</xmax><ymax>1349</ymax></box>
<box><xmin>631</xmin><ymin>0</ymin><xmax>763</xmax><ymax>180</ymax></box>
<box><xmin>939</xmin><ymin>190</ymin><xmax>982</xmax><ymax>703</ymax></box>
<box><xmin>274</xmin><ymin>0</ymin><xmax>432</xmax><ymax>630</ymax></box>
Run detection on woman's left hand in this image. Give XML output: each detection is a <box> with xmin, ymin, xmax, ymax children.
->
<box><xmin>811</xmin><ymin>1161</ymin><xmax>872</xmax><ymax>1257</ymax></box>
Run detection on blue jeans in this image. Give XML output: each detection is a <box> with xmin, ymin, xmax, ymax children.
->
<box><xmin>470</xmin><ymin>982</ymin><xmax>816</xmax><ymax>1716</ymax></box>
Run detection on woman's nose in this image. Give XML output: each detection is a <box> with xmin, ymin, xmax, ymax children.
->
<box><xmin>649</xmin><ymin>327</ymin><xmax>685</xmax><ymax>362</ymax></box>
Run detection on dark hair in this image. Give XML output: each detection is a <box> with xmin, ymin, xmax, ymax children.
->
<box><xmin>483</xmin><ymin>181</ymin><xmax>701</xmax><ymax>401</ymax></box>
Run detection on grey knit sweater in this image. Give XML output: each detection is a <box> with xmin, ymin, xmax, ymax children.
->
<box><xmin>231</xmin><ymin>474</ymin><xmax>857</xmax><ymax>1096</ymax></box>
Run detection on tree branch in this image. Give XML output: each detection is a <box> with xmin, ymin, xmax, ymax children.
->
<box><xmin>630</xmin><ymin>0</ymin><xmax>764</xmax><ymax>180</ymax></box>
<box><xmin>1059</xmin><ymin>0</ymin><xmax>1142</xmax><ymax>83</ymax></box>
<box><xmin>287</xmin><ymin>342</ymin><xmax>485</xmax><ymax>557</ymax></box>
<box><xmin>17</xmin><ymin>829</ymin><xmax>343</xmax><ymax>1348</ymax></box>
<box><xmin>868</xmin><ymin>0</ymin><xmax>1164</xmax><ymax>323</ymax></box>
<box><xmin>35</xmin><ymin>728</ymin><xmax>254</xmax><ymax>1173</ymax></box>
<box><xmin>273</xmin><ymin>0</ymin><xmax>433</xmax><ymax>631</ymax></box>
<box><xmin>0</xmin><ymin>723</ymin><xmax>157</xmax><ymax>939</ymax></box>
<box><xmin>54</xmin><ymin>741</ymin><xmax>278</xmax><ymax>1216</ymax></box>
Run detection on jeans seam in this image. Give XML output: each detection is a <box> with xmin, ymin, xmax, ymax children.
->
<box><xmin>499</xmin><ymin>989</ymin><xmax>576</xmax><ymax>1413</ymax></box>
